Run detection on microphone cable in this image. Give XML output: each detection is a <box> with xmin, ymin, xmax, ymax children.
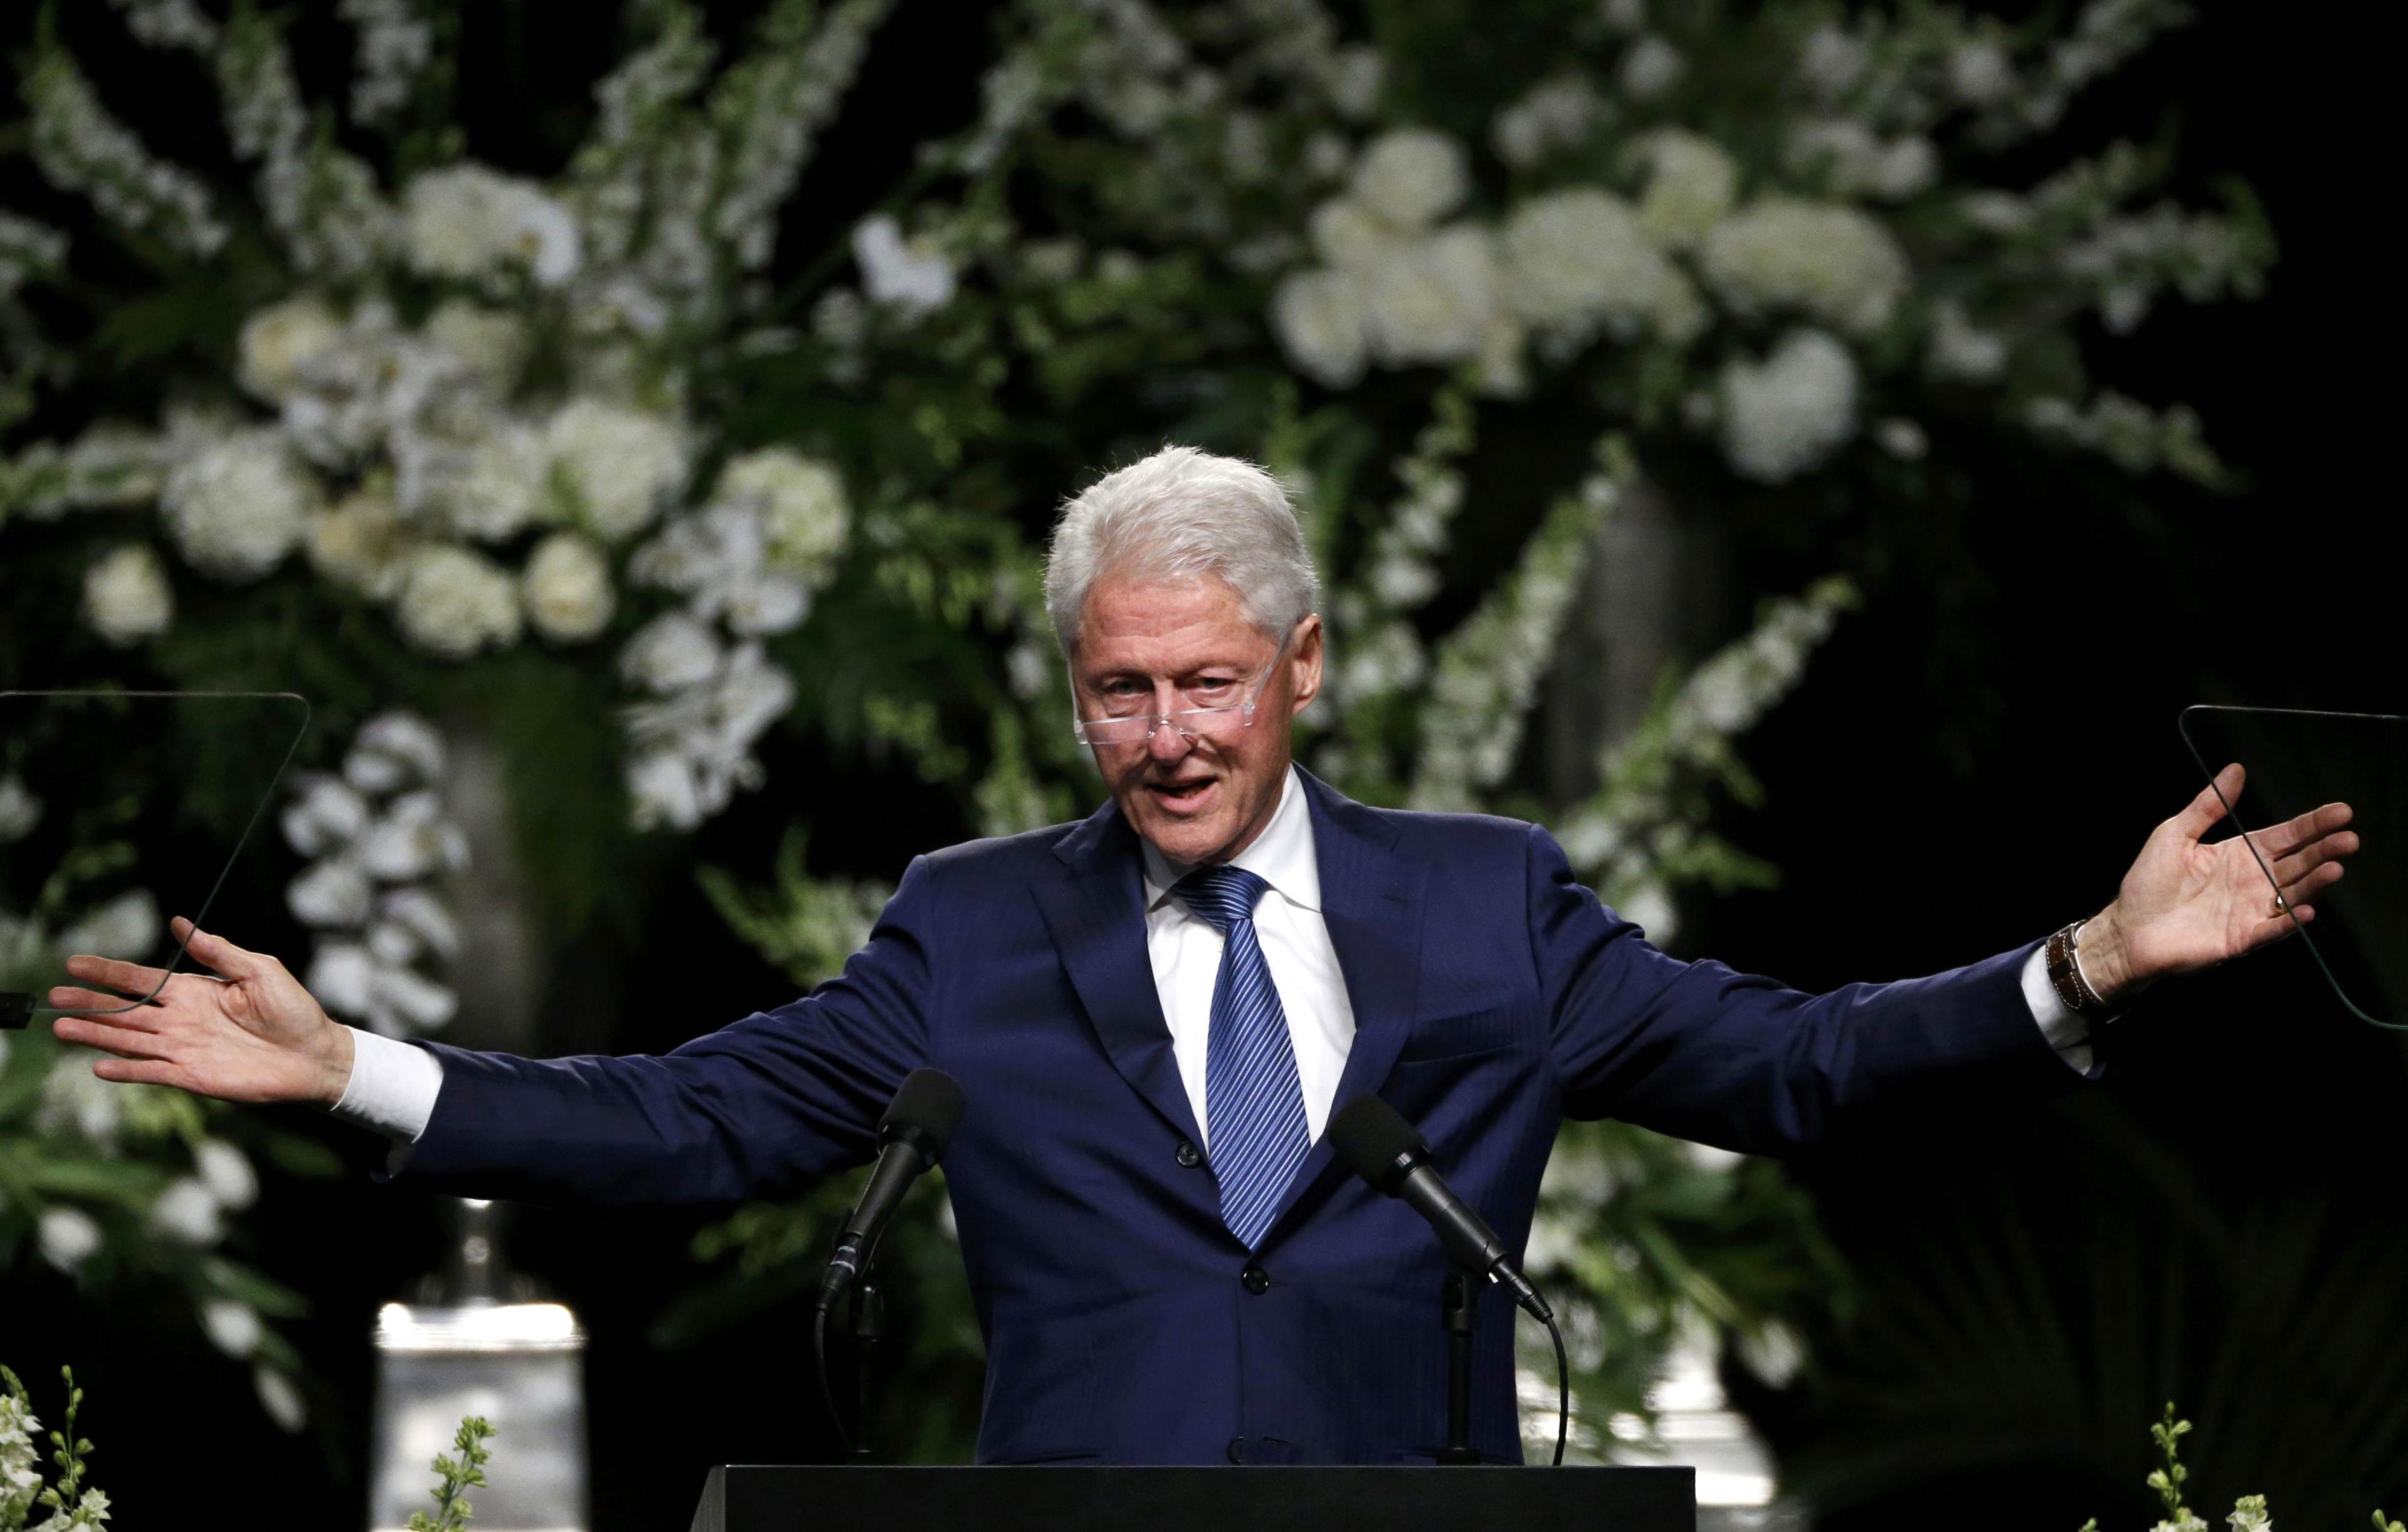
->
<box><xmin>1542</xmin><ymin>1309</ymin><xmax>1569</xmax><ymax>1466</ymax></box>
<box><xmin>813</xmin><ymin>1306</ymin><xmax>853</xmax><ymax>1455</ymax></box>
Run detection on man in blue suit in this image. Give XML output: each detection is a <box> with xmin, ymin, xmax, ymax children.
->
<box><xmin>51</xmin><ymin>446</ymin><xmax>2357</xmax><ymax>1465</ymax></box>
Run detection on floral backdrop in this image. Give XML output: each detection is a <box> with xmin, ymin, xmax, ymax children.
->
<box><xmin>0</xmin><ymin>0</ymin><xmax>2273</xmax><ymax>1480</ymax></box>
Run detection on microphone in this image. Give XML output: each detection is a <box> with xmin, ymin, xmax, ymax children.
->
<box><xmin>816</xmin><ymin>1069</ymin><xmax>964</xmax><ymax>1316</ymax></box>
<box><xmin>1329</xmin><ymin>1096</ymin><xmax>1551</xmax><ymax>1323</ymax></box>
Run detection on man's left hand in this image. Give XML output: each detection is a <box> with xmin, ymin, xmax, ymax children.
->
<box><xmin>2078</xmin><ymin>762</ymin><xmax>2357</xmax><ymax>1001</ymax></box>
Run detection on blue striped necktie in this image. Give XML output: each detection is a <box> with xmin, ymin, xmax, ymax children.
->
<box><xmin>1173</xmin><ymin>864</ymin><xmax>1312</xmax><ymax>1250</ymax></box>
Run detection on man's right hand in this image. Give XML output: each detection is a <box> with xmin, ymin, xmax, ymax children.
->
<box><xmin>48</xmin><ymin>916</ymin><xmax>353</xmax><ymax>1106</ymax></box>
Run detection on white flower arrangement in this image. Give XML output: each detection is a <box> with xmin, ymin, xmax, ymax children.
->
<box><xmin>282</xmin><ymin>713</ymin><xmax>468</xmax><ymax>1038</ymax></box>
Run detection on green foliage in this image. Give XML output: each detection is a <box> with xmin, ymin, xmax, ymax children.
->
<box><xmin>406</xmin><ymin>1416</ymin><xmax>494</xmax><ymax>1532</ymax></box>
<box><xmin>0</xmin><ymin>1365</ymin><xmax>107</xmax><ymax>1532</ymax></box>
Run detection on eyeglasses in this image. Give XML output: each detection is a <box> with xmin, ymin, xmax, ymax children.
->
<box><xmin>1072</xmin><ymin>630</ymin><xmax>1294</xmax><ymax>746</ymax></box>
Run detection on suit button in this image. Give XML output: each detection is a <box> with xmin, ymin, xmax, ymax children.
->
<box><xmin>1175</xmin><ymin>1139</ymin><xmax>1203</xmax><ymax>1168</ymax></box>
<box><xmin>1227</xmin><ymin>1435</ymin><xmax>1249</xmax><ymax>1464</ymax></box>
<box><xmin>1240</xmin><ymin>1264</ymin><xmax>1270</xmax><ymax>1295</ymax></box>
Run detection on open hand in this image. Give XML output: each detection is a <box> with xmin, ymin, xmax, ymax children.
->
<box><xmin>48</xmin><ymin>916</ymin><xmax>352</xmax><ymax>1105</ymax></box>
<box><xmin>2080</xmin><ymin>763</ymin><xmax>2357</xmax><ymax>1000</ymax></box>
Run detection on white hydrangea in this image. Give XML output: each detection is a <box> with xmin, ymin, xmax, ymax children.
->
<box><xmin>161</xmin><ymin>429</ymin><xmax>317</xmax><ymax>580</ymax></box>
<box><xmin>852</xmin><ymin>214</ymin><xmax>956</xmax><ymax>316</ymax></box>
<box><xmin>1347</xmin><ymin>129</ymin><xmax>1468</xmax><ymax>232</ymax></box>
<box><xmin>1491</xmin><ymin>77</ymin><xmax>1599</xmax><ymax>170</ymax></box>
<box><xmin>444</xmin><ymin>421</ymin><xmax>547</xmax><ymax>541</ymax></box>
<box><xmin>1361</xmin><ymin>224</ymin><xmax>1499</xmax><ymax>367</ymax></box>
<box><xmin>403</xmin><ymin>164</ymin><xmax>581</xmax><ymax>289</ymax></box>
<box><xmin>236</xmin><ymin>293</ymin><xmax>345</xmax><ymax>402</ymax></box>
<box><xmin>394</xmin><ymin>544</ymin><xmax>523</xmax><ymax>658</ymax></box>
<box><xmin>423</xmin><ymin>298</ymin><xmax>532</xmax><ymax>391</ymax></box>
<box><xmin>1700</xmin><ymin>198</ymin><xmax>1910</xmax><ymax>335</ymax></box>
<box><xmin>522</xmin><ymin>531</ymin><xmax>616</xmax><ymax>643</ymax></box>
<box><xmin>308</xmin><ymin>487</ymin><xmax>414</xmax><ymax>600</ymax></box>
<box><xmin>1629</xmin><ymin>130</ymin><xmax>1738</xmax><ymax>248</ymax></box>
<box><xmin>1797</xmin><ymin>25</ymin><xmax>1867</xmax><ymax>96</ymax></box>
<box><xmin>712</xmin><ymin>448</ymin><xmax>852</xmax><ymax>575</ymax></box>
<box><xmin>1272</xmin><ymin>268</ymin><xmax>1371</xmax><ymax>387</ymax></box>
<box><xmin>1718</xmin><ymin>329</ymin><xmax>1860</xmax><ymax>483</ymax></box>
<box><xmin>544</xmin><ymin>398</ymin><xmax>688</xmax><ymax>544</ymax></box>
<box><xmin>1497</xmin><ymin>188</ymin><xmax>1702</xmax><ymax>342</ymax></box>
<box><xmin>82</xmin><ymin>542</ymin><xmax>174</xmax><ymax>646</ymax></box>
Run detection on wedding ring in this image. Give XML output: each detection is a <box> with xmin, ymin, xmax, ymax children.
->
<box><xmin>2269</xmin><ymin>890</ymin><xmax>2291</xmax><ymax>918</ymax></box>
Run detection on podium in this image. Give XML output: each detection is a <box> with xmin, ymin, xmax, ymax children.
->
<box><xmin>687</xmin><ymin>1465</ymin><xmax>1696</xmax><ymax>1532</ymax></box>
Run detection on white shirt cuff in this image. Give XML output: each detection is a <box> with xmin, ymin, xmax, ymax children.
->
<box><xmin>2020</xmin><ymin>943</ymin><xmax>2096</xmax><ymax>1075</ymax></box>
<box><xmin>330</xmin><ymin>1025</ymin><xmax>445</xmax><ymax>1143</ymax></box>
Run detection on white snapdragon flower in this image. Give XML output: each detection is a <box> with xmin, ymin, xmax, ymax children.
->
<box><xmin>37</xmin><ymin>1206</ymin><xmax>103</xmax><ymax>1272</ymax></box>
<box><xmin>1491</xmin><ymin>77</ymin><xmax>1599</xmax><ymax>170</ymax></box>
<box><xmin>2224</xmin><ymin>1495</ymin><xmax>2269</xmax><ymax>1532</ymax></box>
<box><xmin>1927</xmin><ymin>298</ymin><xmax>2009</xmax><ymax>381</ymax></box>
<box><xmin>1629</xmin><ymin>130</ymin><xmax>1738</xmax><ymax>248</ymax></box>
<box><xmin>544</xmin><ymin>399</ymin><xmax>688</xmax><ymax>544</ymax></box>
<box><xmin>1787</xmin><ymin>120</ymin><xmax>1936</xmax><ymax>201</ymax></box>
<box><xmin>1347</xmin><ymin>129</ymin><xmax>1468</xmax><ymax>232</ymax></box>
<box><xmin>1700</xmin><ymin>198</ymin><xmax>1910</xmax><ymax>335</ymax></box>
<box><xmin>349</xmin><ymin>712</ymin><xmax>447</xmax><ymax>791</ymax></box>
<box><xmin>1361</xmin><ymin>224</ymin><xmax>1499</xmax><ymax>368</ymax></box>
<box><xmin>58</xmin><ymin>888</ymin><xmax>160</xmax><ymax>959</ymax></box>
<box><xmin>1272</xmin><ymin>268</ymin><xmax>1371</xmax><ymax>388</ymax></box>
<box><xmin>852</xmin><ymin>214</ymin><xmax>956</xmax><ymax>316</ymax></box>
<box><xmin>1619</xmin><ymin>35</ymin><xmax>1684</xmax><ymax>98</ymax></box>
<box><xmin>236</xmin><ymin>293</ymin><xmax>345</xmax><ymax>402</ymax></box>
<box><xmin>1497</xmin><ymin>188</ymin><xmax>1702</xmax><ymax>342</ymax></box>
<box><xmin>203</xmin><ymin>1297</ymin><xmax>263</xmax><ymax>1358</ymax></box>
<box><xmin>621</xmin><ymin>611</ymin><xmax>723</xmax><ymax>694</ymax></box>
<box><xmin>161</xmin><ymin>429</ymin><xmax>317</xmax><ymax>581</ymax></box>
<box><xmin>394</xmin><ymin>544</ymin><xmax>524</xmax><ymax>658</ymax></box>
<box><xmin>150</xmin><ymin>1176</ymin><xmax>226</xmax><ymax>1245</ymax></box>
<box><xmin>308</xmin><ymin>487</ymin><xmax>414</xmax><ymax>600</ymax></box>
<box><xmin>1949</xmin><ymin>41</ymin><xmax>2019</xmax><ymax>105</ymax></box>
<box><xmin>254</xmin><ymin>1366</ymin><xmax>307</xmax><ymax>1432</ymax></box>
<box><xmin>1797</xmin><ymin>26</ymin><xmax>1867</xmax><ymax>95</ymax></box>
<box><xmin>287</xmin><ymin>855</ymin><xmax>374</xmax><ymax>927</ymax></box>
<box><xmin>38</xmin><ymin>1053</ymin><xmax>122</xmax><ymax>1144</ymax></box>
<box><xmin>522</xmin><ymin>532</ymin><xmax>616</xmax><ymax>643</ymax></box>
<box><xmin>712</xmin><ymin>448</ymin><xmax>852</xmax><ymax>576</ymax></box>
<box><xmin>403</xmin><ymin>164</ymin><xmax>581</xmax><ymax>288</ymax></box>
<box><xmin>82</xmin><ymin>542</ymin><xmax>174</xmax><ymax>645</ymax></box>
<box><xmin>1718</xmin><ymin>329</ymin><xmax>1859</xmax><ymax>483</ymax></box>
<box><xmin>0</xmin><ymin>776</ymin><xmax>38</xmax><ymax>841</ymax></box>
<box><xmin>194</xmin><ymin>1138</ymin><xmax>259</xmax><ymax>1210</ymax></box>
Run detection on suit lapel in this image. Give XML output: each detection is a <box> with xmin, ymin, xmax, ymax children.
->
<box><xmin>1260</xmin><ymin>768</ymin><xmax>1427</xmax><ymax>1237</ymax></box>
<box><xmin>1032</xmin><ymin>798</ymin><xmax>1205</xmax><ymax>1149</ymax></box>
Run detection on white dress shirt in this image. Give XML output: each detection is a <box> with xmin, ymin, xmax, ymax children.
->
<box><xmin>332</xmin><ymin>766</ymin><xmax>2101</xmax><ymax>1142</ymax></box>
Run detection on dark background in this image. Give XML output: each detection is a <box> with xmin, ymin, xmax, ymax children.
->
<box><xmin>1</xmin><ymin>2</ymin><xmax>2399</xmax><ymax>1528</ymax></box>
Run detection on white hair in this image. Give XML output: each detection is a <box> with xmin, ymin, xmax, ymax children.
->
<box><xmin>1043</xmin><ymin>445</ymin><xmax>1321</xmax><ymax>652</ymax></box>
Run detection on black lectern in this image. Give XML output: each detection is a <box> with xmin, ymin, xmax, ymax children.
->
<box><xmin>687</xmin><ymin>1465</ymin><xmax>1696</xmax><ymax>1532</ymax></box>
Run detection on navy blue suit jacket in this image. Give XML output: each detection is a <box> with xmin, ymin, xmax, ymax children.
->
<box><xmin>396</xmin><ymin>769</ymin><xmax>2072</xmax><ymax>1464</ymax></box>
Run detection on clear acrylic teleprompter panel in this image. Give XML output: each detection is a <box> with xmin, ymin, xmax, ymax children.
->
<box><xmin>0</xmin><ymin>690</ymin><xmax>309</xmax><ymax>1026</ymax></box>
<box><xmin>2180</xmin><ymin>705</ymin><xmax>2406</xmax><ymax>1030</ymax></box>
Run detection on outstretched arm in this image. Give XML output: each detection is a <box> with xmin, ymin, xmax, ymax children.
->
<box><xmin>48</xmin><ymin>916</ymin><xmax>354</xmax><ymax>1104</ymax></box>
<box><xmin>2071</xmin><ymin>762</ymin><xmax>2354</xmax><ymax>1001</ymax></box>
